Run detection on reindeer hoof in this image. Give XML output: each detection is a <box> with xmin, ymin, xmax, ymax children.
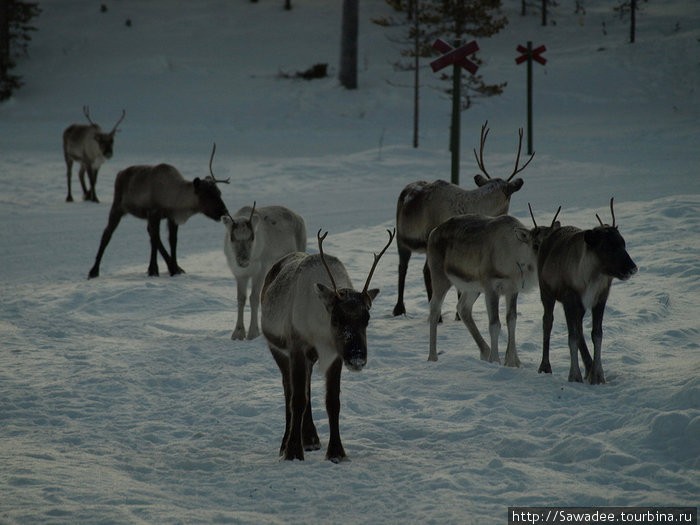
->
<box><xmin>231</xmin><ymin>328</ymin><xmax>246</xmax><ymax>340</ymax></box>
<box><xmin>392</xmin><ymin>304</ymin><xmax>406</xmax><ymax>317</ymax></box>
<box><xmin>88</xmin><ymin>267</ymin><xmax>99</xmax><ymax>279</ymax></box>
<box><xmin>538</xmin><ymin>362</ymin><xmax>552</xmax><ymax>374</ymax></box>
<box><xmin>66</xmin><ymin>195</ymin><xmax>74</xmax><ymax>202</ymax></box>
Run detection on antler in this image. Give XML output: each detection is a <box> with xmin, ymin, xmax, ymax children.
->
<box><xmin>508</xmin><ymin>128</ymin><xmax>535</xmax><ymax>182</ymax></box>
<box><xmin>317</xmin><ymin>229</ymin><xmax>339</xmax><ymax>296</ymax></box>
<box><xmin>528</xmin><ymin>203</ymin><xmax>538</xmax><ymax>227</ymax></box>
<box><xmin>109</xmin><ymin>109</ymin><xmax>126</xmax><ymax>134</ymax></box>
<box><xmin>362</xmin><ymin>228</ymin><xmax>396</xmax><ymax>295</ymax></box>
<box><xmin>550</xmin><ymin>206</ymin><xmax>562</xmax><ymax>227</ymax></box>
<box><xmin>208</xmin><ymin>142</ymin><xmax>231</xmax><ymax>184</ymax></box>
<box><xmin>596</xmin><ymin>197</ymin><xmax>616</xmax><ymax>227</ymax></box>
<box><xmin>473</xmin><ymin>121</ymin><xmax>491</xmax><ymax>179</ymax></box>
<box><xmin>529</xmin><ymin>203</ymin><xmax>561</xmax><ymax>228</ymax></box>
<box><xmin>248</xmin><ymin>201</ymin><xmax>256</xmax><ymax>222</ymax></box>
<box><xmin>83</xmin><ymin>105</ymin><xmax>96</xmax><ymax>125</ymax></box>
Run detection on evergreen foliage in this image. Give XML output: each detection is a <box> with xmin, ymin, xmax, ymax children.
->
<box><xmin>376</xmin><ymin>0</ymin><xmax>508</xmax><ymax>109</ymax></box>
<box><xmin>0</xmin><ymin>0</ymin><xmax>41</xmax><ymax>101</ymax></box>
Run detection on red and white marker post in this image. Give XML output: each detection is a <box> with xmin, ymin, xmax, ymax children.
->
<box><xmin>430</xmin><ymin>39</ymin><xmax>479</xmax><ymax>185</ymax></box>
<box><xmin>516</xmin><ymin>42</ymin><xmax>547</xmax><ymax>155</ymax></box>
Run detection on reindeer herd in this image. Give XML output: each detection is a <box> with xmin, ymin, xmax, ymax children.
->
<box><xmin>65</xmin><ymin>109</ymin><xmax>637</xmax><ymax>462</ymax></box>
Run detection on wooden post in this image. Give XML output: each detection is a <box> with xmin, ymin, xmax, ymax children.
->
<box><xmin>450</xmin><ymin>39</ymin><xmax>461</xmax><ymax>185</ymax></box>
<box><xmin>526</xmin><ymin>41</ymin><xmax>533</xmax><ymax>155</ymax></box>
<box><xmin>412</xmin><ymin>1</ymin><xmax>419</xmax><ymax>148</ymax></box>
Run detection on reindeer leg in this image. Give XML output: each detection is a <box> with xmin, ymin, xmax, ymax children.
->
<box><xmin>325</xmin><ymin>357</ymin><xmax>346</xmax><ymax>463</ymax></box>
<box><xmin>146</xmin><ymin>213</ymin><xmax>163</xmax><ymax>276</ymax></box>
<box><xmin>232</xmin><ymin>276</ymin><xmax>248</xmax><ymax>340</ymax></box>
<box><xmin>88</xmin><ymin>206</ymin><xmax>123</xmax><ymax>279</ymax></box>
<box><xmin>457</xmin><ymin>291</ymin><xmax>491</xmax><ymax>361</ymax></box>
<box><xmin>87</xmin><ymin>167</ymin><xmax>99</xmax><ymax>203</ymax></box>
<box><xmin>65</xmin><ymin>158</ymin><xmax>74</xmax><ymax>202</ymax></box>
<box><xmin>393</xmin><ymin>242</ymin><xmax>411</xmax><ymax>316</ymax></box>
<box><xmin>302</xmin><ymin>350</ymin><xmax>320</xmax><ymax>451</ymax></box>
<box><xmin>269</xmin><ymin>347</ymin><xmax>292</xmax><ymax>458</ymax></box>
<box><xmin>539</xmin><ymin>291</ymin><xmax>555</xmax><ymax>374</ymax></box>
<box><xmin>166</xmin><ymin>219</ymin><xmax>185</xmax><ymax>275</ymax></box>
<box><xmin>284</xmin><ymin>348</ymin><xmax>307</xmax><ymax>461</ymax></box>
<box><xmin>588</xmin><ymin>300</ymin><xmax>606</xmax><ymax>384</ymax></box>
<box><xmin>484</xmin><ymin>289</ymin><xmax>502</xmax><ymax>364</ymax></box>
<box><xmin>562</xmin><ymin>299</ymin><xmax>585</xmax><ymax>383</ymax></box>
<box><xmin>78</xmin><ymin>165</ymin><xmax>89</xmax><ymax>201</ymax></box>
<box><xmin>503</xmin><ymin>292</ymin><xmax>521</xmax><ymax>367</ymax></box>
<box><xmin>428</xmin><ymin>268</ymin><xmax>451</xmax><ymax>362</ymax></box>
<box><xmin>246</xmin><ymin>274</ymin><xmax>263</xmax><ymax>340</ymax></box>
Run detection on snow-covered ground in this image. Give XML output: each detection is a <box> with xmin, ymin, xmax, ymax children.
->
<box><xmin>1</xmin><ymin>1</ymin><xmax>698</xmax><ymax>523</ymax></box>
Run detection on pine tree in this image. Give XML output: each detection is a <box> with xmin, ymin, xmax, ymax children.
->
<box><xmin>377</xmin><ymin>0</ymin><xmax>508</xmax><ymax>109</ymax></box>
<box><xmin>0</xmin><ymin>0</ymin><xmax>41</xmax><ymax>101</ymax></box>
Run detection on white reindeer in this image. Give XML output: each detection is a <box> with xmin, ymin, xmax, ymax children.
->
<box><xmin>427</xmin><ymin>207</ymin><xmax>561</xmax><ymax>365</ymax></box>
<box><xmin>63</xmin><ymin>106</ymin><xmax>125</xmax><ymax>202</ymax></box>
<box><xmin>222</xmin><ymin>202</ymin><xmax>307</xmax><ymax>340</ymax></box>
<box><xmin>393</xmin><ymin>121</ymin><xmax>533</xmax><ymax>316</ymax></box>
<box><xmin>261</xmin><ymin>228</ymin><xmax>394</xmax><ymax>462</ymax></box>
<box><xmin>88</xmin><ymin>144</ymin><xmax>230</xmax><ymax>279</ymax></box>
<box><xmin>537</xmin><ymin>198</ymin><xmax>637</xmax><ymax>384</ymax></box>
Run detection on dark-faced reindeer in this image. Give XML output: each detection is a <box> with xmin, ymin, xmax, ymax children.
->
<box><xmin>63</xmin><ymin>106</ymin><xmax>126</xmax><ymax>202</ymax></box>
<box><xmin>427</xmin><ymin>206</ymin><xmax>561</xmax><ymax>365</ymax></box>
<box><xmin>537</xmin><ymin>198</ymin><xmax>637</xmax><ymax>384</ymax></box>
<box><xmin>87</xmin><ymin>144</ymin><xmax>230</xmax><ymax>279</ymax></box>
<box><xmin>393</xmin><ymin>121</ymin><xmax>533</xmax><ymax>316</ymax></box>
<box><xmin>222</xmin><ymin>202</ymin><xmax>307</xmax><ymax>340</ymax></box>
<box><xmin>261</xmin><ymin>228</ymin><xmax>394</xmax><ymax>462</ymax></box>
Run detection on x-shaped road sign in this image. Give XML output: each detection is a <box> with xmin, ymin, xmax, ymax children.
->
<box><xmin>430</xmin><ymin>39</ymin><xmax>480</xmax><ymax>75</ymax></box>
<box><xmin>516</xmin><ymin>44</ymin><xmax>547</xmax><ymax>65</ymax></box>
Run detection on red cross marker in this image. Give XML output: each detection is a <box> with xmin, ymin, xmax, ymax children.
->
<box><xmin>430</xmin><ymin>39</ymin><xmax>479</xmax><ymax>75</ymax></box>
<box><xmin>516</xmin><ymin>44</ymin><xmax>547</xmax><ymax>65</ymax></box>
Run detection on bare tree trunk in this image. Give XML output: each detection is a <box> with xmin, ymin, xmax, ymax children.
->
<box><xmin>0</xmin><ymin>0</ymin><xmax>9</xmax><ymax>82</ymax></box>
<box><xmin>339</xmin><ymin>0</ymin><xmax>359</xmax><ymax>89</ymax></box>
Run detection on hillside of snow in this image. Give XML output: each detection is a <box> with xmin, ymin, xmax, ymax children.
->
<box><xmin>0</xmin><ymin>1</ymin><xmax>698</xmax><ymax>523</ymax></box>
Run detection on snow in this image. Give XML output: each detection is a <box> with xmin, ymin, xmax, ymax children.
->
<box><xmin>1</xmin><ymin>0</ymin><xmax>698</xmax><ymax>523</ymax></box>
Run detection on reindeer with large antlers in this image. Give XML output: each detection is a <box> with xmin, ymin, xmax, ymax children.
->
<box><xmin>261</xmin><ymin>228</ymin><xmax>394</xmax><ymax>462</ymax></box>
<box><xmin>88</xmin><ymin>143</ymin><xmax>229</xmax><ymax>279</ymax></box>
<box><xmin>537</xmin><ymin>198</ymin><xmax>637</xmax><ymax>384</ymax></box>
<box><xmin>63</xmin><ymin>106</ymin><xmax>126</xmax><ymax>202</ymax></box>
<box><xmin>393</xmin><ymin>121</ymin><xmax>533</xmax><ymax>316</ymax></box>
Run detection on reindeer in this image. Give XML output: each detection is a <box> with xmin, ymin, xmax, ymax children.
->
<box><xmin>537</xmin><ymin>198</ymin><xmax>637</xmax><ymax>384</ymax></box>
<box><xmin>393</xmin><ymin>121</ymin><xmax>533</xmax><ymax>316</ymax></box>
<box><xmin>261</xmin><ymin>228</ymin><xmax>394</xmax><ymax>462</ymax></box>
<box><xmin>222</xmin><ymin>202</ymin><xmax>307</xmax><ymax>340</ymax></box>
<box><xmin>426</xmin><ymin>206</ymin><xmax>561</xmax><ymax>365</ymax></box>
<box><xmin>87</xmin><ymin>144</ymin><xmax>230</xmax><ymax>279</ymax></box>
<box><xmin>63</xmin><ymin>106</ymin><xmax>126</xmax><ymax>202</ymax></box>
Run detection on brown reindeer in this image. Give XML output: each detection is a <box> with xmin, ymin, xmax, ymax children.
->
<box><xmin>537</xmin><ymin>198</ymin><xmax>637</xmax><ymax>384</ymax></box>
<box><xmin>88</xmin><ymin>144</ymin><xmax>229</xmax><ymax>279</ymax></box>
<box><xmin>63</xmin><ymin>106</ymin><xmax>125</xmax><ymax>202</ymax></box>
<box><xmin>261</xmin><ymin>228</ymin><xmax>394</xmax><ymax>462</ymax></box>
<box><xmin>393</xmin><ymin>121</ymin><xmax>533</xmax><ymax>316</ymax></box>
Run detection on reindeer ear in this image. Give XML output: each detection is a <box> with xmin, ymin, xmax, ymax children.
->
<box><xmin>314</xmin><ymin>283</ymin><xmax>337</xmax><ymax>311</ymax></box>
<box><xmin>474</xmin><ymin>174</ymin><xmax>489</xmax><ymax>187</ymax></box>
<box><xmin>364</xmin><ymin>288</ymin><xmax>380</xmax><ymax>308</ymax></box>
<box><xmin>193</xmin><ymin>177</ymin><xmax>201</xmax><ymax>192</ymax></box>
<box><xmin>221</xmin><ymin>215</ymin><xmax>233</xmax><ymax>228</ymax></box>
<box><xmin>250</xmin><ymin>214</ymin><xmax>261</xmax><ymax>230</ymax></box>
<box><xmin>505</xmin><ymin>178</ymin><xmax>524</xmax><ymax>196</ymax></box>
<box><xmin>584</xmin><ymin>229</ymin><xmax>600</xmax><ymax>247</ymax></box>
<box><xmin>551</xmin><ymin>221</ymin><xmax>561</xmax><ymax>230</ymax></box>
<box><xmin>514</xmin><ymin>227</ymin><xmax>530</xmax><ymax>243</ymax></box>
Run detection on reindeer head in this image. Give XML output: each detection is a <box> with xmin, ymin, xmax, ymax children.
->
<box><xmin>195</xmin><ymin>142</ymin><xmax>230</xmax><ymax>222</ymax></box>
<box><xmin>83</xmin><ymin>106</ymin><xmax>125</xmax><ymax>159</ymax></box>
<box><xmin>473</xmin><ymin>121</ymin><xmax>531</xmax><ymax>199</ymax></box>
<box><xmin>222</xmin><ymin>203</ymin><xmax>259</xmax><ymax>267</ymax></box>
<box><xmin>585</xmin><ymin>198</ymin><xmax>637</xmax><ymax>281</ymax></box>
<box><xmin>528</xmin><ymin>203</ymin><xmax>562</xmax><ymax>253</ymax></box>
<box><xmin>315</xmin><ymin>229</ymin><xmax>394</xmax><ymax>371</ymax></box>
